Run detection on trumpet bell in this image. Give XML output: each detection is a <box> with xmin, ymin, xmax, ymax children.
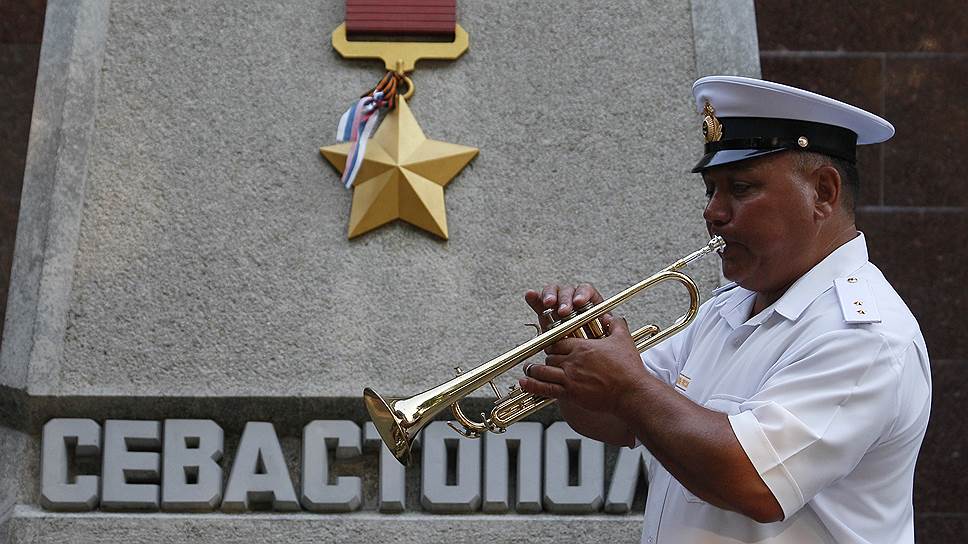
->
<box><xmin>363</xmin><ymin>387</ymin><xmax>412</xmax><ymax>464</ymax></box>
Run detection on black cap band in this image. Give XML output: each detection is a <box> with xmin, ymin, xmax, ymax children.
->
<box><xmin>693</xmin><ymin>117</ymin><xmax>858</xmax><ymax>173</ymax></box>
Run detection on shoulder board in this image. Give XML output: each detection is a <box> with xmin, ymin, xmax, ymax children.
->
<box><xmin>711</xmin><ymin>282</ymin><xmax>739</xmax><ymax>296</ymax></box>
<box><xmin>833</xmin><ymin>276</ymin><xmax>881</xmax><ymax>324</ymax></box>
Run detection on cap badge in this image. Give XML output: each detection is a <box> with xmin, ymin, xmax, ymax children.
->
<box><xmin>702</xmin><ymin>100</ymin><xmax>723</xmax><ymax>143</ymax></box>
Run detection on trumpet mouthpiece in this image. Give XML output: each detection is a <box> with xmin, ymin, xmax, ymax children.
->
<box><xmin>709</xmin><ymin>236</ymin><xmax>726</xmax><ymax>252</ymax></box>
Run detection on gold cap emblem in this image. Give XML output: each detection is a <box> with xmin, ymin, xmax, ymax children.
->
<box><xmin>702</xmin><ymin>100</ymin><xmax>723</xmax><ymax>143</ymax></box>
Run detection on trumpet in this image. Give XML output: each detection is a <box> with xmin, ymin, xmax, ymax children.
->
<box><xmin>364</xmin><ymin>236</ymin><xmax>726</xmax><ymax>465</ymax></box>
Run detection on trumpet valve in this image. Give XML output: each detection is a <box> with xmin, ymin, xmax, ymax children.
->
<box><xmin>541</xmin><ymin>308</ymin><xmax>561</xmax><ymax>329</ymax></box>
<box><xmin>565</xmin><ymin>310</ymin><xmax>591</xmax><ymax>339</ymax></box>
<box><xmin>577</xmin><ymin>301</ymin><xmax>607</xmax><ymax>338</ymax></box>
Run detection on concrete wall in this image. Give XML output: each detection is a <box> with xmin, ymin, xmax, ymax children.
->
<box><xmin>0</xmin><ymin>0</ymin><xmax>759</xmax><ymax>541</ymax></box>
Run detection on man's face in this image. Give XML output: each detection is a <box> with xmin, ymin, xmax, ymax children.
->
<box><xmin>702</xmin><ymin>152</ymin><xmax>820</xmax><ymax>295</ymax></box>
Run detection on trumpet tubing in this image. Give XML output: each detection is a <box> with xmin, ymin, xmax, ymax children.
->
<box><xmin>363</xmin><ymin>236</ymin><xmax>725</xmax><ymax>465</ymax></box>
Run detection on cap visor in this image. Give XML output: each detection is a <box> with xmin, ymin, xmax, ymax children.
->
<box><xmin>691</xmin><ymin>148</ymin><xmax>788</xmax><ymax>173</ymax></box>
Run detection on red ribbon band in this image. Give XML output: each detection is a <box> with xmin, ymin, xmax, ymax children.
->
<box><xmin>345</xmin><ymin>0</ymin><xmax>457</xmax><ymax>37</ymax></box>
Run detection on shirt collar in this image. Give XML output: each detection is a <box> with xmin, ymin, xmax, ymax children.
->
<box><xmin>718</xmin><ymin>288</ymin><xmax>756</xmax><ymax>329</ymax></box>
<box><xmin>714</xmin><ymin>232</ymin><xmax>868</xmax><ymax>327</ymax></box>
<box><xmin>773</xmin><ymin>232</ymin><xmax>869</xmax><ymax>321</ymax></box>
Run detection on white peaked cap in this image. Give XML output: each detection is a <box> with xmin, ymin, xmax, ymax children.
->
<box><xmin>693</xmin><ymin>76</ymin><xmax>894</xmax><ymax>144</ymax></box>
<box><xmin>690</xmin><ymin>76</ymin><xmax>895</xmax><ymax>172</ymax></box>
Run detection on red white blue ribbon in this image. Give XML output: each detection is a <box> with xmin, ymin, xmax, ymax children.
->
<box><xmin>336</xmin><ymin>91</ymin><xmax>388</xmax><ymax>188</ymax></box>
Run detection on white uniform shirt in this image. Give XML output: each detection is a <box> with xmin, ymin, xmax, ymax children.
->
<box><xmin>638</xmin><ymin>233</ymin><xmax>931</xmax><ymax>544</ymax></box>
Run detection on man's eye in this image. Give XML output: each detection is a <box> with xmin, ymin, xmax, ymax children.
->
<box><xmin>731</xmin><ymin>183</ymin><xmax>751</xmax><ymax>195</ymax></box>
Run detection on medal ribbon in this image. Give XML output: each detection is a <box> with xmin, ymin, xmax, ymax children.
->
<box><xmin>346</xmin><ymin>0</ymin><xmax>456</xmax><ymax>38</ymax></box>
<box><xmin>335</xmin><ymin>72</ymin><xmax>405</xmax><ymax>188</ymax></box>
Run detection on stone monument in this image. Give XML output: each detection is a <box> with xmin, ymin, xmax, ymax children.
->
<box><xmin>0</xmin><ymin>1</ymin><xmax>759</xmax><ymax>541</ymax></box>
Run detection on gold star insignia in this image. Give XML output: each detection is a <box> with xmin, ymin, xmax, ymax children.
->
<box><xmin>320</xmin><ymin>97</ymin><xmax>478</xmax><ymax>239</ymax></box>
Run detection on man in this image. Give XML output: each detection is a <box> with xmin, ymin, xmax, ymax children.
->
<box><xmin>519</xmin><ymin>76</ymin><xmax>931</xmax><ymax>543</ymax></box>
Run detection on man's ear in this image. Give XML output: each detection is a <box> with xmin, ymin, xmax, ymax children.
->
<box><xmin>812</xmin><ymin>165</ymin><xmax>842</xmax><ymax>219</ymax></box>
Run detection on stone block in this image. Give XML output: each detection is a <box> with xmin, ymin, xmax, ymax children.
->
<box><xmin>0</xmin><ymin>0</ymin><xmax>47</xmax><ymax>44</ymax></box>
<box><xmin>858</xmin><ymin>208</ymin><xmax>968</xmax><ymax>359</ymax></box>
<box><xmin>884</xmin><ymin>58</ymin><xmax>968</xmax><ymax>207</ymax></box>
<box><xmin>914</xmin><ymin>359</ymin><xmax>968</xmax><ymax>514</ymax></box>
<box><xmin>755</xmin><ymin>0</ymin><xmax>968</xmax><ymax>53</ymax></box>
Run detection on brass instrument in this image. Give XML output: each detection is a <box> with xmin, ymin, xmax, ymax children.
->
<box><xmin>364</xmin><ymin>236</ymin><xmax>726</xmax><ymax>465</ymax></box>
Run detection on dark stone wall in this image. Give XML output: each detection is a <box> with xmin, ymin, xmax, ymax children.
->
<box><xmin>756</xmin><ymin>1</ymin><xmax>968</xmax><ymax>541</ymax></box>
<box><xmin>0</xmin><ymin>0</ymin><xmax>45</xmax><ymax>342</ymax></box>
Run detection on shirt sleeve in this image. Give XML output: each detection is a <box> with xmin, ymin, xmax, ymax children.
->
<box><xmin>727</xmin><ymin>329</ymin><xmax>901</xmax><ymax>519</ymax></box>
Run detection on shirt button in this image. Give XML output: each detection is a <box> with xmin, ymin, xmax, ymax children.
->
<box><xmin>648</xmin><ymin>538</ymin><xmax>655</xmax><ymax>544</ymax></box>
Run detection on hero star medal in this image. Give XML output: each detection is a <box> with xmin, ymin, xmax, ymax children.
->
<box><xmin>320</xmin><ymin>2</ymin><xmax>477</xmax><ymax>240</ymax></box>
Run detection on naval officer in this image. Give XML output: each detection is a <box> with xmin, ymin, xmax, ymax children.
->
<box><xmin>520</xmin><ymin>76</ymin><xmax>931</xmax><ymax>543</ymax></box>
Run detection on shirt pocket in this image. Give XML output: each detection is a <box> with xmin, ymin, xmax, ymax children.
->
<box><xmin>681</xmin><ymin>394</ymin><xmax>747</xmax><ymax>504</ymax></box>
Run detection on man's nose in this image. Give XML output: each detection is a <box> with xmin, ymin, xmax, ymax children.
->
<box><xmin>703</xmin><ymin>192</ymin><xmax>730</xmax><ymax>225</ymax></box>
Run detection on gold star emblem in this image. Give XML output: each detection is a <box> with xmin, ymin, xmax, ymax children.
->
<box><xmin>320</xmin><ymin>97</ymin><xmax>478</xmax><ymax>239</ymax></box>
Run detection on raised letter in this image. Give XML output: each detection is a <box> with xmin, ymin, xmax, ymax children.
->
<box><xmin>483</xmin><ymin>422</ymin><xmax>542</xmax><ymax>513</ymax></box>
<box><xmin>605</xmin><ymin>445</ymin><xmax>653</xmax><ymax>513</ymax></box>
<box><xmin>363</xmin><ymin>422</ymin><xmax>417</xmax><ymax>513</ymax></box>
<box><xmin>161</xmin><ymin>419</ymin><xmax>224</xmax><ymax>511</ymax></box>
<box><xmin>301</xmin><ymin>420</ymin><xmax>362</xmax><ymax>512</ymax></box>
<box><xmin>40</xmin><ymin>418</ymin><xmax>100</xmax><ymax>511</ymax></box>
<box><xmin>221</xmin><ymin>422</ymin><xmax>299</xmax><ymax>512</ymax></box>
<box><xmin>101</xmin><ymin>420</ymin><xmax>162</xmax><ymax>511</ymax></box>
<box><xmin>421</xmin><ymin>421</ymin><xmax>481</xmax><ymax>513</ymax></box>
<box><xmin>543</xmin><ymin>421</ymin><xmax>604</xmax><ymax>513</ymax></box>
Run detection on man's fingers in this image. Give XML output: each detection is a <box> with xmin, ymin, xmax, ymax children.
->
<box><xmin>525</xmin><ymin>363</ymin><xmax>567</xmax><ymax>383</ymax></box>
<box><xmin>600</xmin><ymin>313</ymin><xmax>626</xmax><ymax>336</ymax></box>
<box><xmin>518</xmin><ymin>376</ymin><xmax>567</xmax><ymax>399</ymax></box>
<box><xmin>606</xmin><ymin>315</ymin><xmax>631</xmax><ymax>336</ymax></box>
<box><xmin>527</xmin><ymin>284</ymin><xmax>609</xmax><ymax>333</ymax></box>
<box><xmin>573</xmin><ymin>283</ymin><xmax>601</xmax><ymax>307</ymax></box>
<box><xmin>556</xmin><ymin>285</ymin><xmax>576</xmax><ymax>317</ymax></box>
<box><xmin>528</xmin><ymin>286</ymin><xmax>566</xmax><ymax>331</ymax></box>
<box><xmin>540</xmin><ymin>285</ymin><xmax>559</xmax><ymax>309</ymax></box>
<box><xmin>520</xmin><ymin>360</ymin><xmax>568</xmax><ymax>399</ymax></box>
<box><xmin>544</xmin><ymin>338</ymin><xmax>579</xmax><ymax>356</ymax></box>
<box><xmin>524</xmin><ymin>290</ymin><xmax>545</xmax><ymax>314</ymax></box>
<box><xmin>543</xmin><ymin>353</ymin><xmax>567</xmax><ymax>369</ymax></box>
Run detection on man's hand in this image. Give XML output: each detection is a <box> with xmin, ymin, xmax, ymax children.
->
<box><xmin>522</xmin><ymin>282</ymin><xmax>643</xmax><ymax>414</ymax></box>
<box><xmin>519</xmin><ymin>316</ymin><xmax>648</xmax><ymax>416</ymax></box>
<box><xmin>518</xmin><ymin>283</ymin><xmax>640</xmax><ymax>446</ymax></box>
